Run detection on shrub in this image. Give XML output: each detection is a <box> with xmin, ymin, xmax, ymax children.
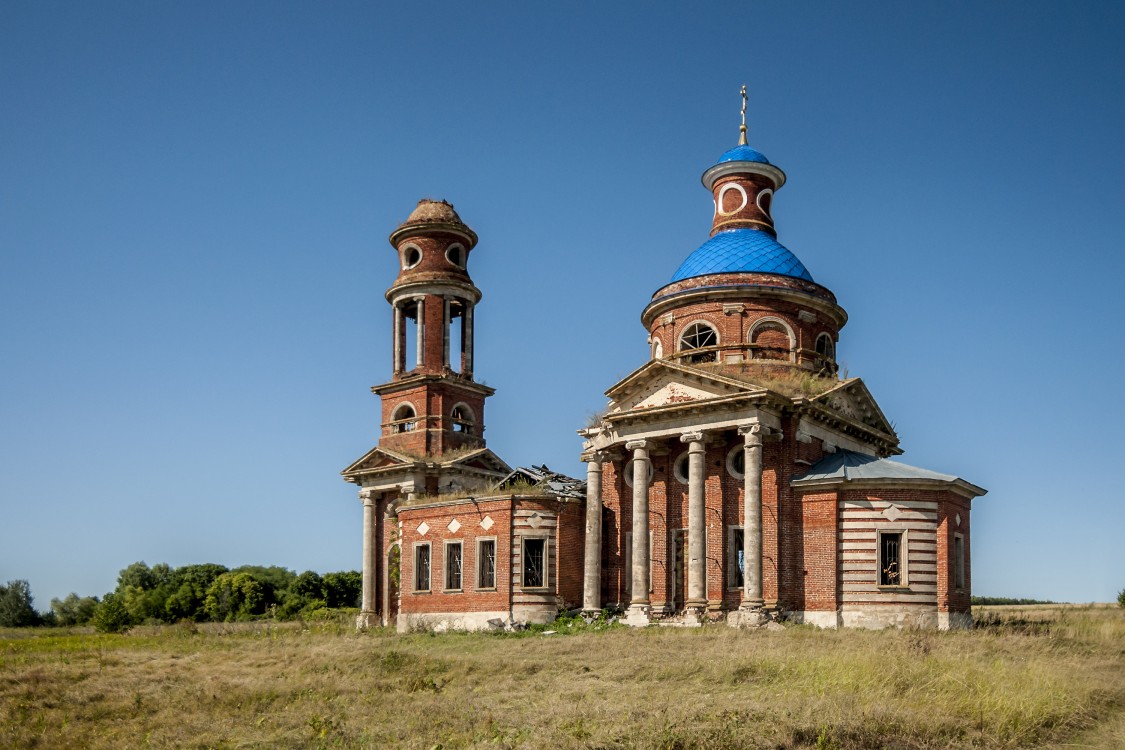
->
<box><xmin>1118</xmin><ymin>589</ymin><xmax>1124</xmax><ymax>608</ymax></box>
<box><xmin>92</xmin><ymin>593</ymin><xmax>131</xmax><ymax>633</ymax></box>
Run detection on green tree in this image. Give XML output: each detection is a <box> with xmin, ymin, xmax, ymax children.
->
<box><xmin>323</xmin><ymin>571</ymin><xmax>362</xmax><ymax>608</ymax></box>
<box><xmin>92</xmin><ymin>593</ymin><xmax>131</xmax><ymax>633</ymax></box>
<box><xmin>1118</xmin><ymin>589</ymin><xmax>1124</xmax><ymax>608</ymax></box>
<box><xmin>164</xmin><ymin>563</ymin><xmax>228</xmax><ymax>621</ymax></box>
<box><xmin>0</xmin><ymin>580</ymin><xmax>40</xmax><ymax>627</ymax></box>
<box><xmin>50</xmin><ymin>593</ymin><xmax>99</xmax><ymax>626</ymax></box>
<box><xmin>204</xmin><ymin>572</ymin><xmax>264</xmax><ymax>621</ymax></box>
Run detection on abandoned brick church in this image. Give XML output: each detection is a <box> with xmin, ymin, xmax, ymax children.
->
<box><xmin>341</xmin><ymin>102</ymin><xmax>986</xmax><ymax>631</ymax></box>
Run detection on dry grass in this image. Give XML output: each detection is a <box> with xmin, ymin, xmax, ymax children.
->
<box><xmin>2</xmin><ymin>606</ymin><xmax>1123</xmax><ymax>749</ymax></box>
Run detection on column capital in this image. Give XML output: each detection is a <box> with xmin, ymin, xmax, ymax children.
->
<box><xmin>624</xmin><ymin>439</ymin><xmax>650</xmax><ymax>452</ymax></box>
<box><xmin>359</xmin><ymin>488</ymin><xmax>379</xmax><ymax>505</ymax></box>
<box><xmin>581</xmin><ymin>449</ymin><xmax>610</xmax><ymax>465</ymax></box>
<box><xmin>679</xmin><ymin>430</ymin><xmax>705</xmax><ymax>444</ymax></box>
<box><xmin>738</xmin><ymin>422</ymin><xmax>763</xmax><ymax>437</ymax></box>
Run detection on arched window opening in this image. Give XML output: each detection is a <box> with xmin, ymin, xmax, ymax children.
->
<box><xmin>750</xmin><ymin>321</ymin><xmax>792</xmax><ymax>361</ymax></box>
<box><xmin>679</xmin><ymin>322</ymin><xmax>719</xmax><ymax>364</ymax></box>
<box><xmin>815</xmin><ymin>333</ymin><xmax>834</xmax><ymax>360</ymax></box>
<box><xmin>451</xmin><ymin>403</ymin><xmax>475</xmax><ymax>435</ymax></box>
<box><xmin>402</xmin><ymin>245</ymin><xmax>422</xmax><ymax>270</ymax></box>
<box><xmin>392</xmin><ymin>403</ymin><xmax>417</xmax><ymax>433</ymax></box>
<box><xmin>445</xmin><ymin>243</ymin><xmax>465</xmax><ymax>269</ymax></box>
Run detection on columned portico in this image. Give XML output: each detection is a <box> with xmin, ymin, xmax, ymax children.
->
<box><xmin>681</xmin><ymin>431</ymin><xmax>707</xmax><ymax>624</ymax></box>
<box><xmin>624</xmin><ymin>439</ymin><xmax>652</xmax><ymax>626</ymax></box>
<box><xmin>356</xmin><ymin>488</ymin><xmax>379</xmax><ymax>629</ymax></box>
<box><xmin>737</xmin><ymin>422</ymin><xmax>766</xmax><ymax>624</ymax></box>
<box><xmin>581</xmin><ymin>452</ymin><xmax>604</xmax><ymax>614</ymax></box>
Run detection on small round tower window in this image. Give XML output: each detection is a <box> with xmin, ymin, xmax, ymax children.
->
<box><xmin>403</xmin><ymin>246</ymin><xmax>422</xmax><ymax>269</ymax></box>
<box><xmin>445</xmin><ymin>244</ymin><xmax>465</xmax><ymax>269</ymax></box>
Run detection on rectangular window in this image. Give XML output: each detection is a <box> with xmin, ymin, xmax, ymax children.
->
<box><xmin>477</xmin><ymin>538</ymin><xmax>496</xmax><ymax>590</ymax></box>
<box><xmin>444</xmin><ymin>541</ymin><xmax>462</xmax><ymax>591</ymax></box>
<box><xmin>879</xmin><ymin>532</ymin><xmax>903</xmax><ymax>586</ymax></box>
<box><xmin>522</xmin><ymin>538</ymin><xmax>546</xmax><ymax>588</ymax></box>
<box><xmin>413</xmin><ymin>543</ymin><xmax>431</xmax><ymax>592</ymax></box>
<box><xmin>954</xmin><ymin>533</ymin><xmax>965</xmax><ymax>589</ymax></box>
<box><xmin>728</xmin><ymin>526</ymin><xmax>745</xmax><ymax>589</ymax></box>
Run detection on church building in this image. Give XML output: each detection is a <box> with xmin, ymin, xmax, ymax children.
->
<box><xmin>342</xmin><ymin>96</ymin><xmax>986</xmax><ymax>631</ymax></box>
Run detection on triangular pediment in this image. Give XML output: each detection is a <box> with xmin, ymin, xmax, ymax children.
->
<box><xmin>809</xmin><ymin>379</ymin><xmax>895</xmax><ymax>437</ymax></box>
<box><xmin>606</xmin><ymin>360</ymin><xmax>760</xmax><ymax>413</ymax></box>
<box><xmin>340</xmin><ymin>445</ymin><xmax>418</xmax><ymax>478</ymax></box>
<box><xmin>441</xmin><ymin>448</ymin><xmax>511</xmax><ymax>476</ymax></box>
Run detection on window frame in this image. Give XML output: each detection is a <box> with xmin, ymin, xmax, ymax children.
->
<box><xmin>476</xmin><ymin>537</ymin><xmax>497</xmax><ymax>591</ymax></box>
<box><xmin>877</xmin><ymin>528</ymin><xmax>908</xmax><ymax>588</ymax></box>
<box><xmin>726</xmin><ymin>444</ymin><xmax>746</xmax><ymax>479</ymax></box>
<box><xmin>678</xmin><ymin>321</ymin><xmax>719</xmax><ymax>363</ymax></box>
<box><xmin>520</xmin><ymin>536</ymin><xmax>550</xmax><ymax>590</ymax></box>
<box><xmin>727</xmin><ymin>525</ymin><xmax>745</xmax><ymax>590</ymax></box>
<box><xmin>402</xmin><ymin>243</ymin><xmax>423</xmax><ymax>270</ymax></box>
<box><xmin>953</xmin><ymin>532</ymin><xmax>965</xmax><ymax>590</ymax></box>
<box><xmin>443</xmin><ymin>540</ymin><xmax>463</xmax><ymax>592</ymax></box>
<box><xmin>412</xmin><ymin>542</ymin><xmax>431</xmax><ymax>593</ymax></box>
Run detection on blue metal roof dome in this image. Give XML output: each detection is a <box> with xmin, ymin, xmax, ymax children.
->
<box><xmin>717</xmin><ymin>144</ymin><xmax>770</xmax><ymax>165</ymax></box>
<box><xmin>670</xmin><ymin>228</ymin><xmax>813</xmax><ymax>282</ymax></box>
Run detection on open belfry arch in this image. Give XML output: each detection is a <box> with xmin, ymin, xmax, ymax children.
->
<box><xmin>343</xmin><ymin>89</ymin><xmax>986</xmax><ymax>632</ymax></box>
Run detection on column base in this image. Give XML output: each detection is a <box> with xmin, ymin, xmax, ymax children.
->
<box><xmin>727</xmin><ymin>606</ymin><xmax>769</xmax><ymax>629</ymax></box>
<box><xmin>680</xmin><ymin>606</ymin><xmax>706</xmax><ymax>627</ymax></box>
<box><xmin>623</xmin><ymin>604</ymin><xmax>652</xmax><ymax>627</ymax></box>
<box><xmin>355</xmin><ymin>610</ymin><xmax>379</xmax><ymax>631</ymax></box>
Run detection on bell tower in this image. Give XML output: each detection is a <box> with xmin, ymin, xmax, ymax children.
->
<box><xmin>374</xmin><ymin>199</ymin><xmax>495</xmax><ymax>459</ymax></box>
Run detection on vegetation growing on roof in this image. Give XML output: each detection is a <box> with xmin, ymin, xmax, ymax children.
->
<box><xmin>698</xmin><ymin>363</ymin><xmax>841</xmax><ymax>399</ymax></box>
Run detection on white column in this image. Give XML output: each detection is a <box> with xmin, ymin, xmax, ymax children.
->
<box><xmin>392</xmin><ymin>303</ymin><xmax>402</xmax><ymax>374</ymax></box>
<box><xmin>464</xmin><ymin>304</ymin><xmax>474</xmax><ymax>376</ymax></box>
<box><xmin>582</xmin><ymin>453</ymin><xmax>604</xmax><ymax>613</ymax></box>
<box><xmin>625</xmin><ymin>439</ymin><xmax>651</xmax><ymax>627</ymax></box>
<box><xmin>357</xmin><ymin>488</ymin><xmax>378</xmax><ymax>630</ymax></box>
<box><xmin>681</xmin><ymin>431</ymin><xmax>706</xmax><ymax>620</ymax></box>
<box><xmin>739</xmin><ymin>423</ymin><xmax>765</xmax><ymax>616</ymax></box>
<box><xmin>414</xmin><ymin>297</ymin><xmax>425</xmax><ymax>369</ymax></box>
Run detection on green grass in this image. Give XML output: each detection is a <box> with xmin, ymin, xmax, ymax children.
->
<box><xmin>1</xmin><ymin>606</ymin><xmax>1123</xmax><ymax>749</ymax></box>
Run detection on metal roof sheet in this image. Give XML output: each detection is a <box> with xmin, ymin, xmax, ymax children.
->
<box><xmin>670</xmin><ymin>228</ymin><xmax>813</xmax><ymax>282</ymax></box>
<box><xmin>792</xmin><ymin>450</ymin><xmax>959</xmax><ymax>483</ymax></box>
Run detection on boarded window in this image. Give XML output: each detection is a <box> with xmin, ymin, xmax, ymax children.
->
<box><xmin>444</xmin><ymin>542</ymin><xmax>462</xmax><ymax>590</ymax></box>
<box><xmin>879</xmin><ymin>532</ymin><xmax>902</xmax><ymax>586</ymax></box>
<box><xmin>522</xmin><ymin>538</ymin><xmax>546</xmax><ymax>588</ymax></box>
<box><xmin>477</xmin><ymin>539</ymin><xmax>496</xmax><ymax>589</ymax></box>
<box><xmin>414</xmin><ymin>544</ymin><xmax>431</xmax><ymax>592</ymax></box>
<box><xmin>751</xmin><ymin>322</ymin><xmax>791</xmax><ymax>360</ymax></box>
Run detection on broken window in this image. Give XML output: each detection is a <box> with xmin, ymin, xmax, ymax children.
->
<box><xmin>879</xmin><ymin>532</ymin><xmax>903</xmax><ymax>586</ymax></box>
<box><xmin>477</xmin><ymin>539</ymin><xmax>496</xmax><ymax>589</ymax></box>
<box><xmin>392</xmin><ymin>403</ymin><xmax>417</xmax><ymax>433</ymax></box>
<box><xmin>414</xmin><ymin>544</ymin><xmax>431</xmax><ymax>592</ymax></box>
<box><xmin>444</xmin><ymin>542</ymin><xmax>462</xmax><ymax>591</ymax></box>
<box><xmin>678</xmin><ymin>322</ymin><xmax>718</xmax><ymax>363</ymax></box>
<box><xmin>451</xmin><ymin>404</ymin><xmax>474</xmax><ymax>434</ymax></box>
<box><xmin>729</xmin><ymin>527</ymin><xmax>745</xmax><ymax>589</ymax></box>
<box><xmin>815</xmin><ymin>333</ymin><xmax>834</xmax><ymax>359</ymax></box>
<box><xmin>522</xmin><ymin>538</ymin><xmax>546</xmax><ymax>588</ymax></box>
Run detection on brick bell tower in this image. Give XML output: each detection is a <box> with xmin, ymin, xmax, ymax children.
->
<box><xmin>343</xmin><ymin>199</ymin><xmax>511</xmax><ymax>629</ymax></box>
<box><xmin>374</xmin><ymin>199</ymin><xmax>495</xmax><ymax>462</ymax></box>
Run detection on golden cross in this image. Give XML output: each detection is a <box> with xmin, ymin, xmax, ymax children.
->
<box><xmin>739</xmin><ymin>85</ymin><xmax>748</xmax><ymax>145</ymax></box>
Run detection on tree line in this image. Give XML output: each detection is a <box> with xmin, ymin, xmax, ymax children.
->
<box><xmin>1</xmin><ymin>562</ymin><xmax>361</xmax><ymax>632</ymax></box>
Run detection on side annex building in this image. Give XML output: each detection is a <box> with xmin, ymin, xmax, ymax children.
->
<box><xmin>341</xmin><ymin>107</ymin><xmax>986</xmax><ymax>632</ymax></box>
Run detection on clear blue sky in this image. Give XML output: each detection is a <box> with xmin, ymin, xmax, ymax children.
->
<box><xmin>2</xmin><ymin>2</ymin><xmax>1123</xmax><ymax>608</ymax></box>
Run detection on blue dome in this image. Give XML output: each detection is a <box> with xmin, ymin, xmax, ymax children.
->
<box><xmin>670</xmin><ymin>228</ymin><xmax>813</xmax><ymax>282</ymax></box>
<box><xmin>717</xmin><ymin>144</ymin><xmax>770</xmax><ymax>164</ymax></box>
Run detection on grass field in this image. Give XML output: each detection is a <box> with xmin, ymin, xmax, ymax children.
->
<box><xmin>2</xmin><ymin>605</ymin><xmax>1122</xmax><ymax>749</ymax></box>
